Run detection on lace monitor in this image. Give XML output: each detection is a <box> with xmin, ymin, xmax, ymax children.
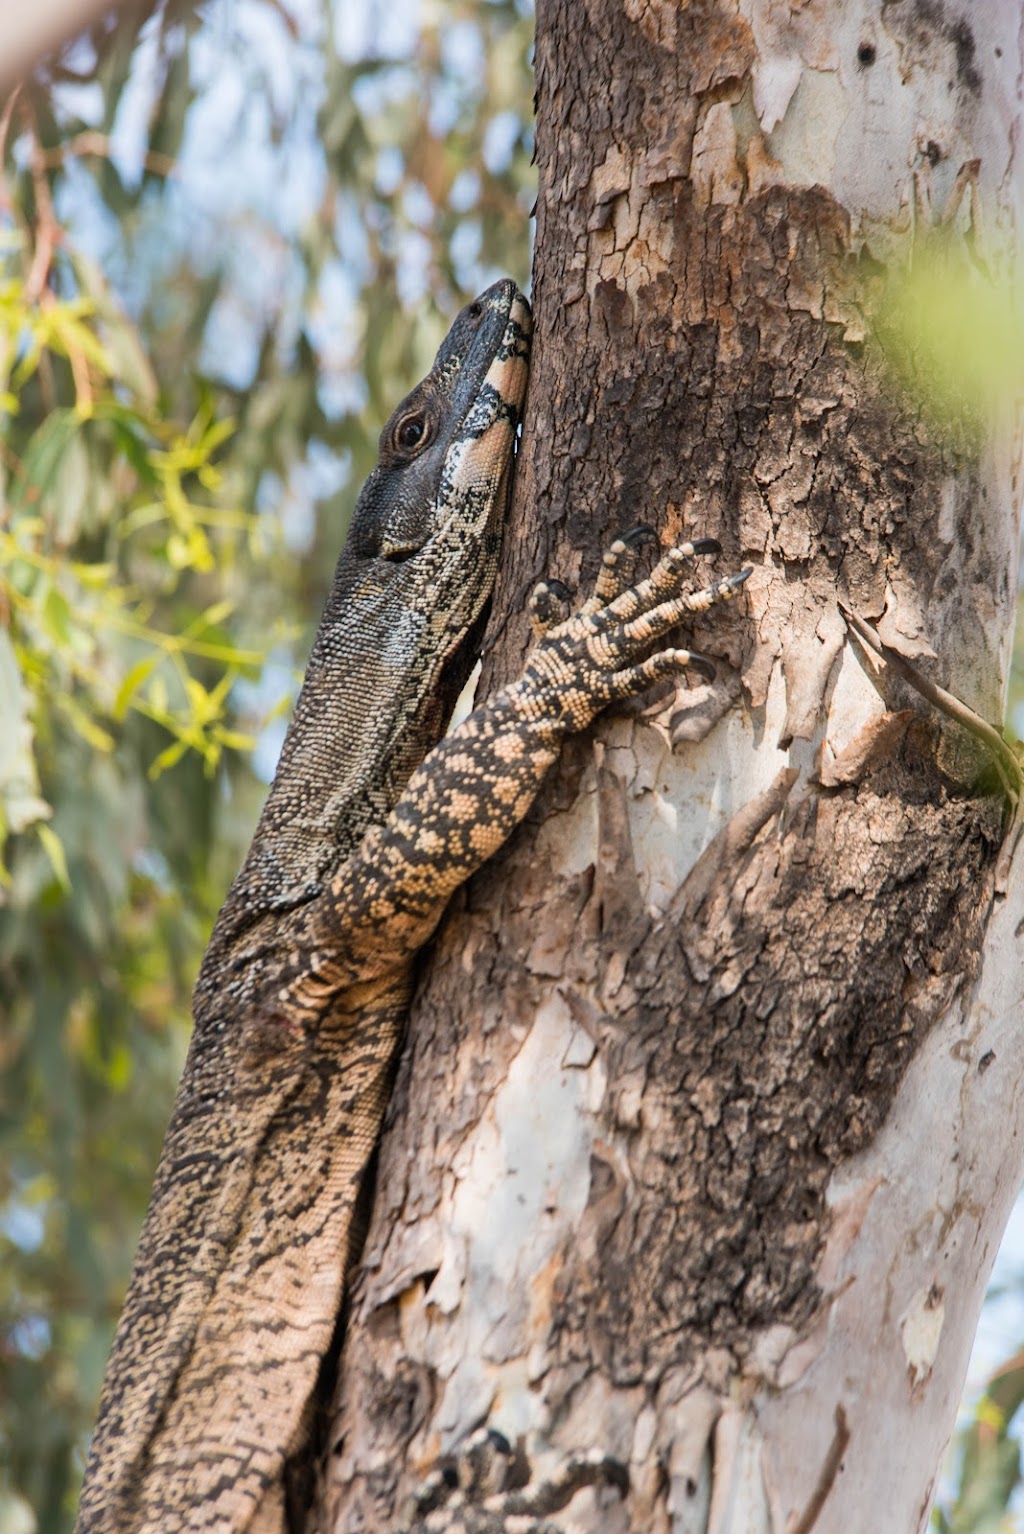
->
<box><xmin>75</xmin><ymin>278</ymin><xmax>750</xmax><ymax>1534</ymax></box>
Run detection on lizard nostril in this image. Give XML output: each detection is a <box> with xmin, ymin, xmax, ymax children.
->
<box><xmin>467</xmin><ymin>301</ymin><xmax>484</xmax><ymax>320</ymax></box>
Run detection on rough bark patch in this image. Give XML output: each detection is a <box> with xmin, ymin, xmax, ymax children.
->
<box><xmin>554</xmin><ymin>722</ymin><xmax>1001</xmax><ymax>1382</ymax></box>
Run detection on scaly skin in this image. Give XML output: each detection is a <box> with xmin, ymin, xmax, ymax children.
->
<box><xmin>271</xmin><ymin>541</ymin><xmax>750</xmax><ymax>1028</ymax></box>
<box><xmin>75</xmin><ymin>276</ymin><xmax>749</xmax><ymax>1534</ymax></box>
<box><xmin>76</xmin><ymin>280</ymin><xmax>531</xmax><ymax>1534</ymax></box>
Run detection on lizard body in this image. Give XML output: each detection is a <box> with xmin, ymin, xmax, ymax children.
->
<box><xmin>77</xmin><ymin>280</ymin><xmax>531</xmax><ymax>1534</ymax></box>
<box><xmin>76</xmin><ymin>277</ymin><xmax>749</xmax><ymax>1534</ymax></box>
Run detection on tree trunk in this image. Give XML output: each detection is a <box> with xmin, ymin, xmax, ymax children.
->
<box><xmin>317</xmin><ymin>3</ymin><xmax>1024</xmax><ymax>1531</ymax></box>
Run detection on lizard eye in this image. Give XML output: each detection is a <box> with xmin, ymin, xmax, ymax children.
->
<box><xmin>394</xmin><ymin>414</ymin><xmax>430</xmax><ymax>452</ymax></box>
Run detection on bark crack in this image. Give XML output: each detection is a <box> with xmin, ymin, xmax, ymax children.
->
<box><xmin>787</xmin><ymin>1405</ymin><xmax>850</xmax><ymax>1534</ymax></box>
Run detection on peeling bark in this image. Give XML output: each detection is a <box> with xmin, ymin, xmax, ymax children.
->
<box><xmin>316</xmin><ymin>3</ymin><xmax>1024</xmax><ymax>1532</ymax></box>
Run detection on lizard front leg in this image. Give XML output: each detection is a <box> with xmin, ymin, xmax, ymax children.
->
<box><xmin>274</xmin><ymin>537</ymin><xmax>750</xmax><ymax>1022</ymax></box>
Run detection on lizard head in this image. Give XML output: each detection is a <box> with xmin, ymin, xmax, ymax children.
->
<box><xmin>332</xmin><ymin>276</ymin><xmax>532</xmax><ymax>783</ymax></box>
<box><xmin>348</xmin><ymin>277</ymin><xmax>532</xmax><ymax>603</ymax></box>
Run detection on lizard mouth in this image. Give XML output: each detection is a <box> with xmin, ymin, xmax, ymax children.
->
<box><xmin>479</xmin><ymin>287</ymin><xmax>532</xmax><ymax>429</ymax></box>
<box><xmin>440</xmin><ymin>286</ymin><xmax>532</xmax><ymax>518</ymax></box>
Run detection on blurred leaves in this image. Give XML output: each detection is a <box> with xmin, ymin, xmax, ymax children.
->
<box><xmin>935</xmin><ymin>1349</ymin><xmax>1024</xmax><ymax>1534</ymax></box>
<box><xmin>0</xmin><ymin>263</ymin><xmax>268</xmax><ymax>867</ymax></box>
<box><xmin>875</xmin><ymin>249</ymin><xmax>1024</xmax><ymax>444</ymax></box>
<box><xmin>1</xmin><ymin>2</ymin><xmax>534</xmax><ymax>1531</ymax></box>
<box><xmin>869</xmin><ymin>168</ymin><xmax>1024</xmax><ymax>744</ymax></box>
<box><xmin>0</xmin><ymin>60</ymin><xmax>277</xmax><ymax>1534</ymax></box>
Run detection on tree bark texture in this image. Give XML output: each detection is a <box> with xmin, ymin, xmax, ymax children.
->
<box><xmin>319</xmin><ymin>3</ymin><xmax>1024</xmax><ymax>1531</ymax></box>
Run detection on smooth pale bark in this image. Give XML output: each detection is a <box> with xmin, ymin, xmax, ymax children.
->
<box><xmin>318</xmin><ymin>4</ymin><xmax>1024</xmax><ymax>1532</ymax></box>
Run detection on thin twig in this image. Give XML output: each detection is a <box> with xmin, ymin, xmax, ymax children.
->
<box><xmin>39</xmin><ymin>130</ymin><xmax>178</xmax><ymax>180</ymax></box>
<box><xmin>840</xmin><ymin>600</ymin><xmax>1024</xmax><ymax>890</ymax></box>
<box><xmin>19</xmin><ymin>104</ymin><xmax>100</xmax><ymax>412</ymax></box>
<box><xmin>24</xmin><ymin>102</ymin><xmax>61</xmax><ymax>301</ymax></box>
<box><xmin>0</xmin><ymin>83</ymin><xmax>22</xmax><ymax>210</ymax></box>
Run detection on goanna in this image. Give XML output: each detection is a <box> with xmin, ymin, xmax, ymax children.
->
<box><xmin>75</xmin><ymin>278</ymin><xmax>749</xmax><ymax>1534</ymax></box>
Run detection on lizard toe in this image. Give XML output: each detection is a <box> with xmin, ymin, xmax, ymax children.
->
<box><xmin>529</xmin><ymin>579</ymin><xmax>573</xmax><ymax>637</ymax></box>
<box><xmin>605</xmin><ymin>646</ymin><xmax>716</xmax><ymax>704</ymax></box>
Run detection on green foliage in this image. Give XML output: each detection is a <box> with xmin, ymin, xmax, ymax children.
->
<box><xmin>934</xmin><ymin>1349</ymin><xmax>1024</xmax><ymax>1534</ymax></box>
<box><xmin>0</xmin><ymin>269</ymin><xmax>267</xmax><ymax>873</ymax></box>
<box><xmin>874</xmin><ymin>248</ymin><xmax>1024</xmax><ymax>447</ymax></box>
<box><xmin>871</xmin><ymin>221</ymin><xmax>1024</xmax><ymax>736</ymax></box>
<box><xmin>0</xmin><ymin>70</ymin><xmax>278</xmax><ymax>1534</ymax></box>
<box><xmin>0</xmin><ymin>3</ymin><xmax>535</xmax><ymax>1531</ymax></box>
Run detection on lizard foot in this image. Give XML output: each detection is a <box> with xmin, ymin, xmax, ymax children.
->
<box><xmin>579</xmin><ymin>525</ymin><xmax>719</xmax><ymax>617</ymax></box>
<box><xmin>516</xmin><ymin>538</ymin><xmax>751</xmax><ymax>733</ymax></box>
<box><xmin>530</xmin><ymin>528</ymin><xmax>722</xmax><ymax>639</ymax></box>
<box><xmin>402</xmin><ymin>1430</ymin><xmax>628</xmax><ymax>1534</ymax></box>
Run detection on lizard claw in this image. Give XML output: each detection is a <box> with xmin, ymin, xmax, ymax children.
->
<box><xmin>606</xmin><ymin>646</ymin><xmax>717</xmax><ymax>700</ymax></box>
<box><xmin>580</xmin><ymin>529</ymin><xmax>653</xmax><ymax>613</ymax></box>
<box><xmin>683</xmin><ymin>649</ymin><xmax>717</xmax><ymax>683</ymax></box>
<box><xmin>539</xmin><ymin>578</ymin><xmax>573</xmax><ymax>603</ymax></box>
<box><xmin>401</xmin><ymin>1430</ymin><xmax>627</xmax><ymax>1533</ymax></box>
<box><xmin>620</xmin><ymin>523</ymin><xmax>659</xmax><ymax>548</ymax></box>
<box><xmin>581</xmin><ymin>527</ymin><xmax>723</xmax><ymax>616</ymax></box>
<box><xmin>406</xmin><ymin>1426</ymin><xmax>516</xmax><ymax>1522</ymax></box>
<box><xmin>688</xmin><ymin>535</ymin><xmax>722</xmax><ymax>557</ymax></box>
